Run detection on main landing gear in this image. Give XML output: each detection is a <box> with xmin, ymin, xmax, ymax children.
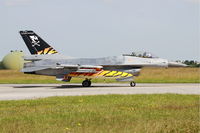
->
<box><xmin>130</xmin><ymin>81</ymin><xmax>136</xmax><ymax>87</ymax></box>
<box><xmin>82</xmin><ymin>79</ymin><xmax>136</xmax><ymax>87</ymax></box>
<box><xmin>82</xmin><ymin>79</ymin><xmax>91</xmax><ymax>87</ymax></box>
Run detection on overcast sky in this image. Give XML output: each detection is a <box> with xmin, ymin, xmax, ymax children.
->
<box><xmin>0</xmin><ymin>0</ymin><xmax>199</xmax><ymax>61</ymax></box>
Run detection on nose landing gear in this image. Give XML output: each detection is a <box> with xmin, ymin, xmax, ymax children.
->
<box><xmin>130</xmin><ymin>81</ymin><xmax>136</xmax><ymax>87</ymax></box>
<box><xmin>82</xmin><ymin>79</ymin><xmax>91</xmax><ymax>87</ymax></box>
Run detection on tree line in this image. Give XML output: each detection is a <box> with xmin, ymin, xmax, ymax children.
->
<box><xmin>181</xmin><ymin>60</ymin><xmax>200</xmax><ymax>67</ymax></box>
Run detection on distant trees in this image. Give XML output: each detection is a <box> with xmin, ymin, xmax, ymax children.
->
<box><xmin>182</xmin><ymin>60</ymin><xmax>200</xmax><ymax>67</ymax></box>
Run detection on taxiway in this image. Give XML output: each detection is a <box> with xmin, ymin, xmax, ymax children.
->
<box><xmin>0</xmin><ymin>83</ymin><xmax>199</xmax><ymax>100</ymax></box>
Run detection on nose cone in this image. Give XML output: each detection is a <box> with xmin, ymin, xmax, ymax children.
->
<box><xmin>168</xmin><ymin>61</ymin><xmax>187</xmax><ymax>67</ymax></box>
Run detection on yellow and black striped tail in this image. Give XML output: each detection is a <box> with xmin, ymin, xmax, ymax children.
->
<box><xmin>19</xmin><ymin>30</ymin><xmax>58</xmax><ymax>55</ymax></box>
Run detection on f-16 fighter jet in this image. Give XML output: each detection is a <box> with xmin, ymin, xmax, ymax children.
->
<box><xmin>19</xmin><ymin>31</ymin><xmax>186</xmax><ymax>87</ymax></box>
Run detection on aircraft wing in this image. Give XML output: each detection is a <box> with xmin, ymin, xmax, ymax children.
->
<box><xmin>22</xmin><ymin>64</ymin><xmax>103</xmax><ymax>73</ymax></box>
<box><xmin>22</xmin><ymin>66</ymin><xmax>51</xmax><ymax>72</ymax></box>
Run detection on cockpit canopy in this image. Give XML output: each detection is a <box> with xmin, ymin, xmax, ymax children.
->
<box><xmin>123</xmin><ymin>52</ymin><xmax>158</xmax><ymax>58</ymax></box>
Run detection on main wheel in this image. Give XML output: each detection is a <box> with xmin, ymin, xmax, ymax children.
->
<box><xmin>130</xmin><ymin>81</ymin><xmax>136</xmax><ymax>87</ymax></box>
<box><xmin>82</xmin><ymin>80</ymin><xmax>91</xmax><ymax>87</ymax></box>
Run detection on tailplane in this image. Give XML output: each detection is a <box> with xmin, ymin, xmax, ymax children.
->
<box><xmin>19</xmin><ymin>30</ymin><xmax>58</xmax><ymax>55</ymax></box>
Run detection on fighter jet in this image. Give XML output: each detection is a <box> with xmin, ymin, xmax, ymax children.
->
<box><xmin>19</xmin><ymin>31</ymin><xmax>186</xmax><ymax>87</ymax></box>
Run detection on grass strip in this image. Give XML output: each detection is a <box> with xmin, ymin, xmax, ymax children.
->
<box><xmin>0</xmin><ymin>94</ymin><xmax>199</xmax><ymax>133</ymax></box>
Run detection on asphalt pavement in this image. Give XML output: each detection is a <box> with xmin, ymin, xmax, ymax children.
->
<box><xmin>0</xmin><ymin>83</ymin><xmax>199</xmax><ymax>100</ymax></box>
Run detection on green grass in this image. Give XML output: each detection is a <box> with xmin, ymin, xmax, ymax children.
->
<box><xmin>0</xmin><ymin>68</ymin><xmax>199</xmax><ymax>84</ymax></box>
<box><xmin>136</xmin><ymin>68</ymin><xmax>200</xmax><ymax>83</ymax></box>
<box><xmin>0</xmin><ymin>94</ymin><xmax>199</xmax><ymax>133</ymax></box>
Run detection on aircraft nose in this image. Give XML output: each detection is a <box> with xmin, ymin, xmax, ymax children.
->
<box><xmin>168</xmin><ymin>61</ymin><xmax>187</xmax><ymax>67</ymax></box>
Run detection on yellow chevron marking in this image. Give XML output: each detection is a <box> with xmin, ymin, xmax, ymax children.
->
<box><xmin>127</xmin><ymin>74</ymin><xmax>133</xmax><ymax>77</ymax></box>
<box><xmin>121</xmin><ymin>72</ymin><xmax>129</xmax><ymax>77</ymax></box>
<box><xmin>37</xmin><ymin>47</ymin><xmax>58</xmax><ymax>55</ymax></box>
<box><xmin>48</xmin><ymin>49</ymin><xmax>58</xmax><ymax>54</ymax></box>
<box><xmin>98</xmin><ymin>71</ymin><xmax>133</xmax><ymax>78</ymax></box>
<box><xmin>97</xmin><ymin>70</ymin><xmax>110</xmax><ymax>76</ymax></box>
<box><xmin>44</xmin><ymin>47</ymin><xmax>50</xmax><ymax>54</ymax></box>
<box><xmin>105</xmin><ymin>71</ymin><xmax>118</xmax><ymax>77</ymax></box>
<box><xmin>65</xmin><ymin>70</ymin><xmax>133</xmax><ymax>79</ymax></box>
<box><xmin>113</xmin><ymin>71</ymin><xmax>123</xmax><ymax>77</ymax></box>
<box><xmin>37</xmin><ymin>50</ymin><xmax>43</xmax><ymax>55</ymax></box>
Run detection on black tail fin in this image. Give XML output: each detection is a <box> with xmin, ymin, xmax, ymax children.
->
<box><xmin>19</xmin><ymin>30</ymin><xmax>58</xmax><ymax>55</ymax></box>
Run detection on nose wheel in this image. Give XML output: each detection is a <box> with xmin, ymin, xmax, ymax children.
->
<box><xmin>82</xmin><ymin>79</ymin><xmax>91</xmax><ymax>87</ymax></box>
<box><xmin>130</xmin><ymin>81</ymin><xmax>136</xmax><ymax>87</ymax></box>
